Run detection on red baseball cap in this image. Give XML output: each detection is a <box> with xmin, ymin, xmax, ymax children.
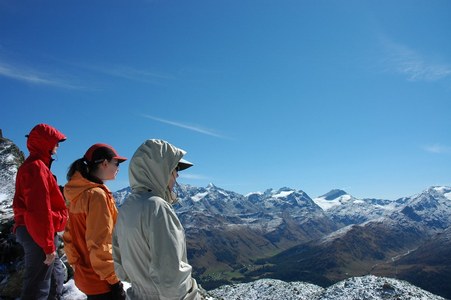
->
<box><xmin>83</xmin><ymin>143</ymin><xmax>127</xmax><ymax>164</ymax></box>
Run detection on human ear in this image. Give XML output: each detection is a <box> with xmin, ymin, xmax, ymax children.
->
<box><xmin>101</xmin><ymin>159</ymin><xmax>108</xmax><ymax>168</ymax></box>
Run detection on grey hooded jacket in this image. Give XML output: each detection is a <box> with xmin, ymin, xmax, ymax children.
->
<box><xmin>113</xmin><ymin>139</ymin><xmax>200</xmax><ymax>300</ymax></box>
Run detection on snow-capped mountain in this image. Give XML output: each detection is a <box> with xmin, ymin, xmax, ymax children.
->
<box><xmin>116</xmin><ymin>184</ymin><xmax>337</xmax><ymax>238</ymax></box>
<box><xmin>113</xmin><ymin>183</ymin><xmax>451</xmax><ymax>298</ymax></box>
<box><xmin>313</xmin><ymin>189</ymin><xmax>352</xmax><ymax>210</ymax></box>
<box><xmin>396</xmin><ymin>186</ymin><xmax>451</xmax><ymax>231</ymax></box>
<box><xmin>314</xmin><ymin>189</ymin><xmax>407</xmax><ymax>226</ymax></box>
<box><xmin>0</xmin><ymin>136</ymin><xmax>24</xmax><ymax>224</ymax></box>
<box><xmin>112</xmin><ymin>186</ymin><xmax>131</xmax><ymax>206</ymax></box>
<box><xmin>252</xmin><ymin>185</ymin><xmax>451</xmax><ymax>299</ymax></box>
<box><xmin>176</xmin><ymin>183</ymin><xmax>257</xmax><ymax>224</ymax></box>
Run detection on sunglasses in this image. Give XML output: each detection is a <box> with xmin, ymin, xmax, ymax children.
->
<box><xmin>93</xmin><ymin>159</ymin><xmax>120</xmax><ymax>166</ymax></box>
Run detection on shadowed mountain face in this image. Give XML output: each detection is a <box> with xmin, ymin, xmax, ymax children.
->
<box><xmin>371</xmin><ymin>227</ymin><xmax>451</xmax><ymax>299</ymax></box>
<box><xmin>250</xmin><ymin>218</ymin><xmax>427</xmax><ymax>285</ymax></box>
<box><xmin>172</xmin><ymin>186</ymin><xmax>339</xmax><ymax>289</ymax></box>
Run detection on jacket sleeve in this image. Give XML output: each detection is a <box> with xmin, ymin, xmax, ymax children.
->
<box><xmin>112</xmin><ymin>227</ymin><xmax>129</xmax><ymax>282</ymax></box>
<box><xmin>147</xmin><ymin>199</ymin><xmax>196</xmax><ymax>299</ymax></box>
<box><xmin>23</xmin><ymin>163</ymin><xmax>55</xmax><ymax>254</ymax></box>
<box><xmin>62</xmin><ymin>218</ymin><xmax>80</xmax><ymax>266</ymax></box>
<box><xmin>86</xmin><ymin>189</ymin><xmax>120</xmax><ymax>285</ymax></box>
<box><xmin>51</xmin><ymin>182</ymin><xmax>68</xmax><ymax>233</ymax></box>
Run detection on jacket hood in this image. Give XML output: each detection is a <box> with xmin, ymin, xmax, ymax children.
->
<box><xmin>64</xmin><ymin>171</ymin><xmax>108</xmax><ymax>204</ymax></box>
<box><xmin>27</xmin><ymin>124</ymin><xmax>66</xmax><ymax>164</ymax></box>
<box><xmin>129</xmin><ymin>139</ymin><xmax>186</xmax><ymax>202</ymax></box>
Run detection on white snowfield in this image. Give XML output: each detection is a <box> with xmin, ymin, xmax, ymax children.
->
<box><xmin>208</xmin><ymin>276</ymin><xmax>446</xmax><ymax>300</ymax></box>
<box><xmin>62</xmin><ymin>276</ymin><xmax>446</xmax><ymax>300</ymax></box>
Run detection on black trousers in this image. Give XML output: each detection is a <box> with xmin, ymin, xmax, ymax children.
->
<box><xmin>87</xmin><ymin>291</ymin><xmax>116</xmax><ymax>300</ymax></box>
<box><xmin>15</xmin><ymin>226</ymin><xmax>65</xmax><ymax>300</ymax></box>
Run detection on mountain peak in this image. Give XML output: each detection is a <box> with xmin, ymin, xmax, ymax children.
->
<box><xmin>425</xmin><ymin>186</ymin><xmax>451</xmax><ymax>196</ymax></box>
<box><xmin>207</xmin><ymin>183</ymin><xmax>217</xmax><ymax>189</ymax></box>
<box><xmin>278</xmin><ymin>186</ymin><xmax>295</xmax><ymax>192</ymax></box>
<box><xmin>313</xmin><ymin>189</ymin><xmax>352</xmax><ymax>211</ymax></box>
<box><xmin>321</xmin><ymin>189</ymin><xmax>348</xmax><ymax>200</ymax></box>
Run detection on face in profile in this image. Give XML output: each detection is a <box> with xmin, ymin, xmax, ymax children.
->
<box><xmin>98</xmin><ymin>159</ymin><xmax>121</xmax><ymax>181</ymax></box>
<box><xmin>168</xmin><ymin>169</ymin><xmax>178</xmax><ymax>190</ymax></box>
<box><xmin>52</xmin><ymin>143</ymin><xmax>59</xmax><ymax>155</ymax></box>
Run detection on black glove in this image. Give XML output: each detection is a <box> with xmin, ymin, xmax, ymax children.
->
<box><xmin>110</xmin><ymin>281</ymin><xmax>126</xmax><ymax>300</ymax></box>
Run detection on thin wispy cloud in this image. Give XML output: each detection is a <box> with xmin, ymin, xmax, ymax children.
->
<box><xmin>0</xmin><ymin>60</ymin><xmax>84</xmax><ymax>89</ymax></box>
<box><xmin>73</xmin><ymin>62</ymin><xmax>174</xmax><ymax>85</ymax></box>
<box><xmin>423</xmin><ymin>144</ymin><xmax>451</xmax><ymax>154</ymax></box>
<box><xmin>142</xmin><ymin>114</ymin><xmax>229</xmax><ymax>139</ymax></box>
<box><xmin>381</xmin><ymin>38</ymin><xmax>451</xmax><ymax>82</ymax></box>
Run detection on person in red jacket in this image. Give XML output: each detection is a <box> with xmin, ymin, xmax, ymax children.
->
<box><xmin>13</xmin><ymin>123</ymin><xmax>68</xmax><ymax>300</ymax></box>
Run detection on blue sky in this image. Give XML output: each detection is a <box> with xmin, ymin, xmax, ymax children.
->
<box><xmin>1</xmin><ymin>0</ymin><xmax>450</xmax><ymax>200</ymax></box>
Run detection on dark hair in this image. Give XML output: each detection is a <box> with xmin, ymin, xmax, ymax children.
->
<box><xmin>66</xmin><ymin>158</ymin><xmax>109</xmax><ymax>184</ymax></box>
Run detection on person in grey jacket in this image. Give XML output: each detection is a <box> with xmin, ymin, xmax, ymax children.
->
<box><xmin>113</xmin><ymin>139</ymin><xmax>200</xmax><ymax>300</ymax></box>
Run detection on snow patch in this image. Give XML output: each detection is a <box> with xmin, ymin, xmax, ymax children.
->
<box><xmin>340</xmin><ymin>194</ymin><xmax>352</xmax><ymax>201</ymax></box>
<box><xmin>61</xmin><ymin>279</ymin><xmax>86</xmax><ymax>299</ymax></box>
<box><xmin>266</xmin><ymin>217</ymin><xmax>284</xmax><ymax>232</ymax></box>
<box><xmin>320</xmin><ymin>224</ymin><xmax>355</xmax><ymax>244</ymax></box>
<box><xmin>4</xmin><ymin>153</ymin><xmax>15</xmax><ymax>163</ymax></box>
<box><xmin>273</xmin><ymin>190</ymin><xmax>294</xmax><ymax>198</ymax></box>
<box><xmin>218</xmin><ymin>190</ymin><xmax>229</xmax><ymax>197</ymax></box>
<box><xmin>209</xmin><ymin>278</ymin><xmax>323</xmax><ymax>300</ymax></box>
<box><xmin>210</xmin><ymin>276</ymin><xmax>446</xmax><ymax>300</ymax></box>
<box><xmin>313</xmin><ymin>197</ymin><xmax>340</xmax><ymax>210</ymax></box>
<box><xmin>320</xmin><ymin>275</ymin><xmax>445</xmax><ymax>300</ymax></box>
<box><xmin>444</xmin><ymin>192</ymin><xmax>451</xmax><ymax>201</ymax></box>
<box><xmin>246</xmin><ymin>191</ymin><xmax>263</xmax><ymax>197</ymax></box>
<box><xmin>314</xmin><ymin>194</ymin><xmax>353</xmax><ymax>210</ymax></box>
<box><xmin>192</xmin><ymin>191</ymin><xmax>209</xmax><ymax>202</ymax></box>
<box><xmin>433</xmin><ymin>186</ymin><xmax>447</xmax><ymax>193</ymax></box>
<box><xmin>0</xmin><ymin>192</ymin><xmax>7</xmax><ymax>202</ymax></box>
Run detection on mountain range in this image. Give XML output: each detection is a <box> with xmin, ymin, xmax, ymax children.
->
<box><xmin>1</xmin><ymin>135</ymin><xmax>450</xmax><ymax>299</ymax></box>
<box><xmin>113</xmin><ymin>184</ymin><xmax>451</xmax><ymax>298</ymax></box>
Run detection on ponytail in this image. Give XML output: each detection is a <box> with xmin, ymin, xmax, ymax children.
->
<box><xmin>66</xmin><ymin>158</ymin><xmax>103</xmax><ymax>184</ymax></box>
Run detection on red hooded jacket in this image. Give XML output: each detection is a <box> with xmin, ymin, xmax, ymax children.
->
<box><xmin>13</xmin><ymin>124</ymin><xmax>68</xmax><ymax>254</ymax></box>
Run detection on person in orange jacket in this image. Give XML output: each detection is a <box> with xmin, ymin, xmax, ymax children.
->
<box><xmin>63</xmin><ymin>143</ymin><xmax>127</xmax><ymax>300</ymax></box>
<box><xmin>13</xmin><ymin>123</ymin><xmax>68</xmax><ymax>300</ymax></box>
